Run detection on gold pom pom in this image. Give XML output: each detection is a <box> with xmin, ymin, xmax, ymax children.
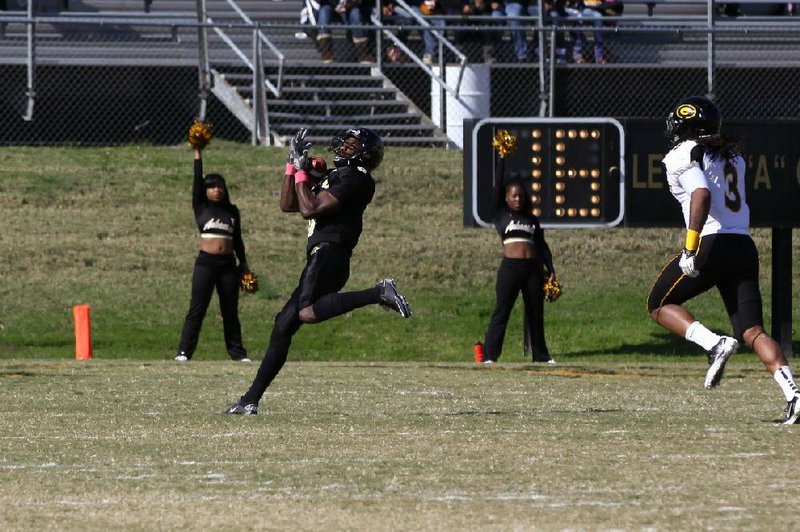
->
<box><xmin>492</xmin><ymin>130</ymin><xmax>517</xmax><ymax>158</ymax></box>
<box><xmin>188</xmin><ymin>119</ymin><xmax>213</xmax><ymax>149</ymax></box>
<box><xmin>240</xmin><ymin>271</ymin><xmax>259</xmax><ymax>294</ymax></box>
<box><xmin>543</xmin><ymin>278</ymin><xmax>562</xmax><ymax>303</ymax></box>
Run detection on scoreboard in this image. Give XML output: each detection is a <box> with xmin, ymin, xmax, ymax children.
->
<box><xmin>465</xmin><ymin>118</ymin><xmax>625</xmax><ymax>228</ymax></box>
<box><xmin>465</xmin><ymin>118</ymin><xmax>800</xmax><ymax>228</ymax></box>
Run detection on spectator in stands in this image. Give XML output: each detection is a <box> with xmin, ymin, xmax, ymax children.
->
<box><xmin>382</xmin><ymin>0</ymin><xmax>447</xmax><ymax>65</ymax></box>
<box><xmin>550</xmin><ymin>0</ymin><xmax>607</xmax><ymax>63</ymax></box>
<box><xmin>315</xmin><ymin>0</ymin><xmax>375</xmax><ymax>63</ymax></box>
<box><xmin>457</xmin><ymin>0</ymin><xmax>504</xmax><ymax>63</ymax></box>
<box><xmin>494</xmin><ymin>1</ymin><xmax>540</xmax><ymax>62</ymax></box>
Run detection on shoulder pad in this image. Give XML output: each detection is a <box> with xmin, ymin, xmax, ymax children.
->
<box><xmin>662</xmin><ymin>140</ymin><xmax>700</xmax><ymax>178</ymax></box>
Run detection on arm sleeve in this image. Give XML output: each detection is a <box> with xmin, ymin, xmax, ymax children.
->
<box><xmin>677</xmin><ymin>165</ymin><xmax>709</xmax><ymax>196</ymax></box>
<box><xmin>232</xmin><ymin>206</ymin><xmax>247</xmax><ymax>267</ymax></box>
<box><xmin>192</xmin><ymin>158</ymin><xmax>205</xmax><ymax>212</ymax></box>
<box><xmin>535</xmin><ymin>227</ymin><xmax>555</xmax><ymax>274</ymax></box>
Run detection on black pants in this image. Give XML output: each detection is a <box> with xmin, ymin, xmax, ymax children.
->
<box><xmin>178</xmin><ymin>251</ymin><xmax>247</xmax><ymax>360</ymax></box>
<box><xmin>241</xmin><ymin>242</ymin><xmax>355</xmax><ymax>405</ymax></box>
<box><xmin>647</xmin><ymin>233</ymin><xmax>763</xmax><ymax>341</ymax></box>
<box><xmin>484</xmin><ymin>257</ymin><xmax>549</xmax><ymax>362</ymax></box>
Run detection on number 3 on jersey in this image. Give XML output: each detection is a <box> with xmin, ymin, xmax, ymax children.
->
<box><xmin>723</xmin><ymin>164</ymin><xmax>742</xmax><ymax>212</ymax></box>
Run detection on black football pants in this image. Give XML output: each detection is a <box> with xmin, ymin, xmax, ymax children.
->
<box><xmin>484</xmin><ymin>257</ymin><xmax>549</xmax><ymax>362</ymax></box>
<box><xmin>241</xmin><ymin>242</ymin><xmax>356</xmax><ymax>405</ymax></box>
<box><xmin>178</xmin><ymin>251</ymin><xmax>247</xmax><ymax>360</ymax></box>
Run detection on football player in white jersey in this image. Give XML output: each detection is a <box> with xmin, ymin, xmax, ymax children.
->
<box><xmin>646</xmin><ymin>96</ymin><xmax>800</xmax><ymax>424</ymax></box>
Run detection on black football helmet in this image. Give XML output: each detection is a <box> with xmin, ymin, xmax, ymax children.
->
<box><xmin>665</xmin><ymin>96</ymin><xmax>721</xmax><ymax>145</ymax></box>
<box><xmin>329</xmin><ymin>128</ymin><xmax>384</xmax><ymax>171</ymax></box>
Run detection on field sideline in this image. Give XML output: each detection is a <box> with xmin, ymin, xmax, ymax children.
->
<box><xmin>0</xmin><ymin>143</ymin><xmax>798</xmax><ymax>529</ymax></box>
<box><xmin>2</xmin><ymin>360</ymin><xmax>800</xmax><ymax>529</ymax></box>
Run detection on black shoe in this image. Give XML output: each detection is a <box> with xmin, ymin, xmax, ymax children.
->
<box><xmin>377</xmin><ymin>279</ymin><xmax>412</xmax><ymax>318</ymax></box>
<box><xmin>704</xmin><ymin>336</ymin><xmax>739</xmax><ymax>389</ymax></box>
<box><xmin>784</xmin><ymin>396</ymin><xmax>800</xmax><ymax>424</ymax></box>
<box><xmin>224</xmin><ymin>402</ymin><xmax>258</xmax><ymax>415</ymax></box>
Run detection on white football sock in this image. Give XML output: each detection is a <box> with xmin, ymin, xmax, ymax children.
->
<box><xmin>685</xmin><ymin>321</ymin><xmax>722</xmax><ymax>352</ymax></box>
<box><xmin>773</xmin><ymin>366</ymin><xmax>799</xmax><ymax>401</ymax></box>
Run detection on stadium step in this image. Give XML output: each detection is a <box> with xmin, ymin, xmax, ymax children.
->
<box><xmin>213</xmin><ymin>61</ymin><xmax>448</xmax><ymax>147</ymax></box>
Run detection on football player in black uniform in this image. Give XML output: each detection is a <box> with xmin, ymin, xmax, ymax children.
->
<box><xmin>175</xmin><ymin>142</ymin><xmax>251</xmax><ymax>363</ymax></box>
<box><xmin>647</xmin><ymin>96</ymin><xmax>800</xmax><ymax>423</ymax></box>
<box><xmin>225</xmin><ymin>128</ymin><xmax>411</xmax><ymax>415</ymax></box>
<box><xmin>482</xmin><ymin>152</ymin><xmax>557</xmax><ymax>365</ymax></box>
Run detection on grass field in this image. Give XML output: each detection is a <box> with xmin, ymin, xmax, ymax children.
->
<box><xmin>1</xmin><ymin>143</ymin><xmax>796</xmax><ymax>362</ymax></box>
<box><xmin>3</xmin><ymin>360</ymin><xmax>800</xmax><ymax>529</ymax></box>
<box><xmin>0</xmin><ymin>143</ymin><xmax>799</xmax><ymax>529</ymax></box>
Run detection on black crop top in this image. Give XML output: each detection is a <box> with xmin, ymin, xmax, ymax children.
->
<box><xmin>493</xmin><ymin>210</ymin><xmax>555</xmax><ymax>274</ymax></box>
<box><xmin>193</xmin><ymin>159</ymin><xmax>247</xmax><ymax>265</ymax></box>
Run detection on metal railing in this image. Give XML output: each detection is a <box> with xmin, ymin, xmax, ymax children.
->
<box><xmin>2</xmin><ymin>4</ymin><xmax>800</xmax><ymax>146</ymax></box>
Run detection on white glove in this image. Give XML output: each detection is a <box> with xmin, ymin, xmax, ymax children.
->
<box><xmin>289</xmin><ymin>128</ymin><xmax>311</xmax><ymax>171</ymax></box>
<box><xmin>679</xmin><ymin>249</ymin><xmax>699</xmax><ymax>277</ymax></box>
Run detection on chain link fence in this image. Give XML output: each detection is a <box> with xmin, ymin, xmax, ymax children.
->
<box><xmin>2</xmin><ymin>8</ymin><xmax>800</xmax><ymax>146</ymax></box>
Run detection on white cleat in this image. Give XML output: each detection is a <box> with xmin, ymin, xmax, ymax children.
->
<box><xmin>704</xmin><ymin>336</ymin><xmax>739</xmax><ymax>389</ymax></box>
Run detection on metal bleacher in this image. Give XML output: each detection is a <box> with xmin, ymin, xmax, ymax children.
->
<box><xmin>0</xmin><ymin>0</ymin><xmax>448</xmax><ymax>146</ymax></box>
<box><xmin>2</xmin><ymin>1</ymin><xmax>799</xmax><ymax>144</ymax></box>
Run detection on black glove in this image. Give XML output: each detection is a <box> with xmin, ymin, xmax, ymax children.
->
<box><xmin>288</xmin><ymin>128</ymin><xmax>311</xmax><ymax>171</ymax></box>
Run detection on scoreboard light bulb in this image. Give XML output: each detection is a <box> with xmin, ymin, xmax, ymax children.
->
<box><xmin>533</xmin><ymin>208</ymin><xmax>541</xmax><ymax>217</ymax></box>
<box><xmin>531</xmin><ymin>156</ymin><xmax>541</xmax><ymax>165</ymax></box>
<box><xmin>555</xmin><ymin>129</ymin><xmax>565</xmax><ymax>138</ymax></box>
<box><xmin>532</xmin><ymin>182</ymin><xmax>542</xmax><ymax>192</ymax></box>
<box><xmin>556</xmin><ymin>208</ymin><xmax>565</xmax><ymax>217</ymax></box>
<box><xmin>568</xmin><ymin>129</ymin><xmax>577</xmax><ymax>139</ymax></box>
<box><xmin>591</xmin><ymin>169</ymin><xmax>600</xmax><ymax>178</ymax></box>
<box><xmin>532</xmin><ymin>129</ymin><xmax>542</xmax><ymax>138</ymax></box>
<box><xmin>555</xmin><ymin>169</ymin><xmax>564</xmax><ymax>178</ymax></box>
<box><xmin>555</xmin><ymin>142</ymin><xmax>565</xmax><ymax>152</ymax></box>
<box><xmin>591</xmin><ymin>195</ymin><xmax>600</xmax><ymax>204</ymax></box>
<box><xmin>579</xmin><ymin>169</ymin><xmax>588</xmax><ymax>178</ymax></box>
<box><xmin>555</xmin><ymin>156</ymin><xmax>565</xmax><ymax>165</ymax></box>
<box><xmin>579</xmin><ymin>208</ymin><xmax>589</xmax><ymax>217</ymax></box>
<box><xmin>531</xmin><ymin>169</ymin><xmax>542</xmax><ymax>178</ymax></box>
<box><xmin>591</xmin><ymin>129</ymin><xmax>600</xmax><ymax>139</ymax></box>
<box><xmin>591</xmin><ymin>208</ymin><xmax>601</xmax><ymax>217</ymax></box>
<box><xmin>555</xmin><ymin>195</ymin><xmax>565</xmax><ymax>204</ymax></box>
<box><xmin>531</xmin><ymin>142</ymin><xmax>542</xmax><ymax>152</ymax></box>
<box><xmin>591</xmin><ymin>182</ymin><xmax>600</xmax><ymax>191</ymax></box>
<box><xmin>567</xmin><ymin>208</ymin><xmax>577</xmax><ymax>217</ymax></box>
<box><xmin>532</xmin><ymin>195</ymin><xmax>541</xmax><ymax>204</ymax></box>
<box><xmin>555</xmin><ymin>182</ymin><xmax>565</xmax><ymax>191</ymax></box>
<box><xmin>567</xmin><ymin>169</ymin><xmax>576</xmax><ymax>178</ymax></box>
<box><xmin>579</xmin><ymin>130</ymin><xmax>589</xmax><ymax>139</ymax></box>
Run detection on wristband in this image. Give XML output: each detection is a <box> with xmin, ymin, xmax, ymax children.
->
<box><xmin>684</xmin><ymin>229</ymin><xmax>700</xmax><ymax>252</ymax></box>
<box><xmin>295</xmin><ymin>170</ymin><xmax>309</xmax><ymax>184</ymax></box>
<box><xmin>284</xmin><ymin>162</ymin><xmax>296</xmax><ymax>176</ymax></box>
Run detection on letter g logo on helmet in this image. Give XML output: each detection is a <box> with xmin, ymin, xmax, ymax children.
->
<box><xmin>676</xmin><ymin>104</ymin><xmax>697</xmax><ymax>119</ymax></box>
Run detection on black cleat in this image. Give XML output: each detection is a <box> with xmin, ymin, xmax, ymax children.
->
<box><xmin>377</xmin><ymin>279</ymin><xmax>412</xmax><ymax>318</ymax></box>
<box><xmin>704</xmin><ymin>336</ymin><xmax>739</xmax><ymax>389</ymax></box>
<box><xmin>224</xmin><ymin>402</ymin><xmax>258</xmax><ymax>416</ymax></box>
<box><xmin>784</xmin><ymin>396</ymin><xmax>800</xmax><ymax>424</ymax></box>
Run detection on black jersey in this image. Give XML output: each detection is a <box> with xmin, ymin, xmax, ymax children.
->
<box><xmin>307</xmin><ymin>164</ymin><xmax>375</xmax><ymax>252</ymax></box>
<box><xmin>192</xmin><ymin>159</ymin><xmax>247</xmax><ymax>264</ymax></box>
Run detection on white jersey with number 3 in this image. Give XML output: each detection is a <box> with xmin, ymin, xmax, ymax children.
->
<box><xmin>662</xmin><ymin>140</ymin><xmax>750</xmax><ymax>237</ymax></box>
